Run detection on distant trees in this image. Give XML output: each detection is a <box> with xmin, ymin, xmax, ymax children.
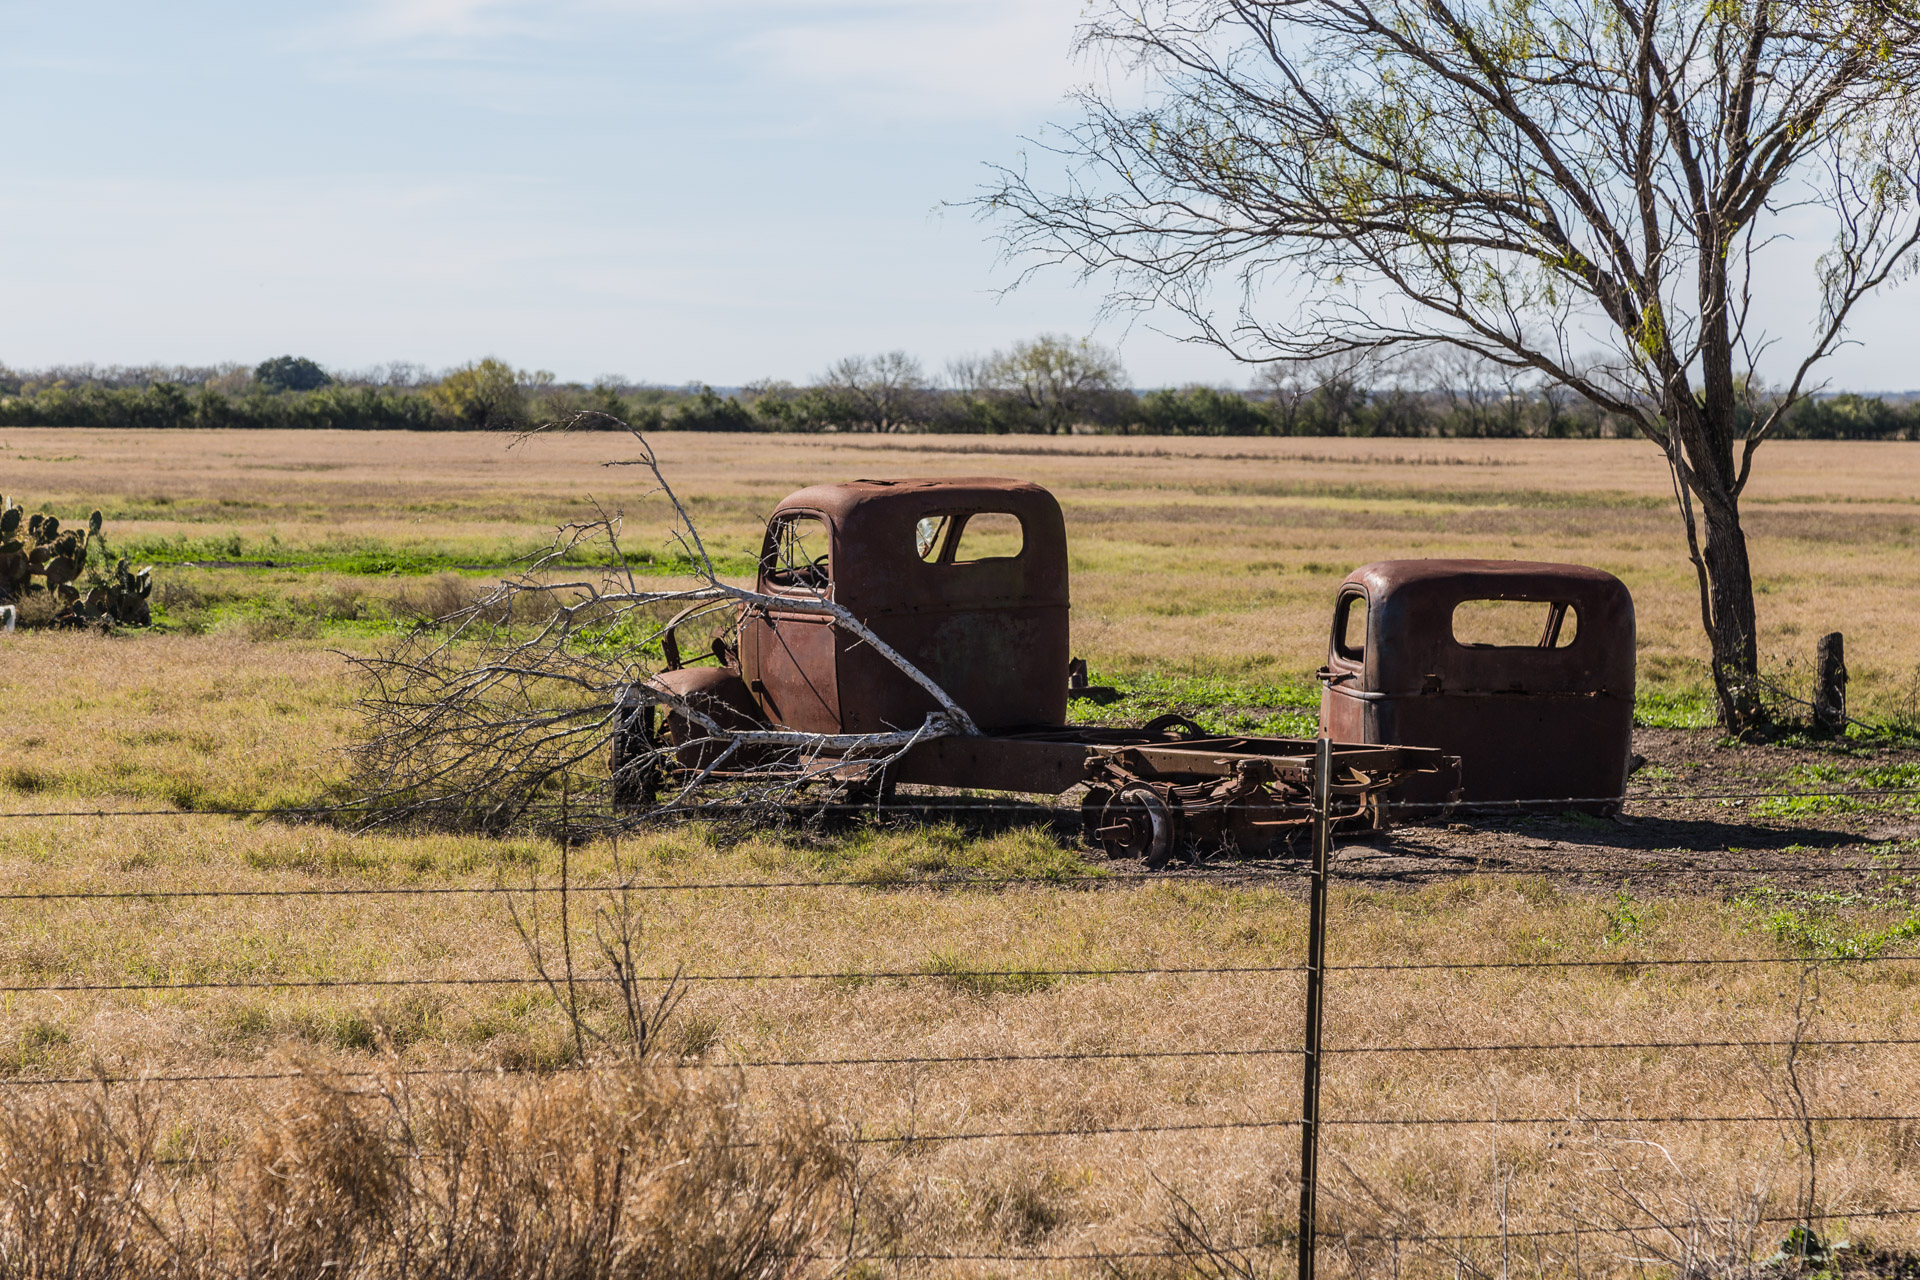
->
<box><xmin>1</xmin><ymin>344</ymin><xmax>1916</xmax><ymax>440</ymax></box>
<box><xmin>820</xmin><ymin>351</ymin><xmax>929</xmax><ymax>433</ymax></box>
<box><xmin>1774</xmin><ymin>393</ymin><xmax>1917</xmax><ymax>441</ymax></box>
<box><xmin>1136</xmin><ymin>384</ymin><xmax>1267</xmax><ymax>436</ymax></box>
<box><xmin>1253</xmin><ymin>357</ymin><xmax>1370</xmax><ymax>437</ymax></box>
<box><xmin>666</xmin><ymin>386</ymin><xmax>758</xmax><ymax>432</ymax></box>
<box><xmin>750</xmin><ymin>352</ymin><xmax>934</xmax><ymax>433</ymax></box>
<box><xmin>428</xmin><ymin>358</ymin><xmax>553</xmax><ymax>431</ymax></box>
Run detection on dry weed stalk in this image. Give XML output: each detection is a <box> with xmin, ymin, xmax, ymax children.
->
<box><xmin>0</xmin><ymin>1086</ymin><xmax>169</xmax><ymax>1278</ymax></box>
<box><xmin>505</xmin><ymin>795</ymin><xmax>687</xmax><ymax>1067</ymax></box>
<box><xmin>351</xmin><ymin>413</ymin><xmax>975</xmax><ymax>833</ymax></box>
<box><xmin>1141</xmin><ymin>1172</ymin><xmax>1292</xmax><ymax>1278</ymax></box>
<box><xmin>0</xmin><ymin>1068</ymin><xmax>846</xmax><ymax>1279</ymax></box>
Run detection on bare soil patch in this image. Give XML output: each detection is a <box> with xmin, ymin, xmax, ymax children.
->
<box><xmin>1251</xmin><ymin>728</ymin><xmax>1920</xmax><ymax>894</ymax></box>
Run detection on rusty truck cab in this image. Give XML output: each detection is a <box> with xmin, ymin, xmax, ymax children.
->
<box><xmin>738</xmin><ymin>478</ymin><xmax>1070</xmax><ymax>735</ymax></box>
<box><xmin>1318</xmin><ymin>560</ymin><xmax>1635</xmax><ymax>810</ymax></box>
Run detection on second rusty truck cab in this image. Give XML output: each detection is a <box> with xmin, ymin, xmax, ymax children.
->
<box><xmin>1317</xmin><ymin>560</ymin><xmax>1636</xmax><ymax>811</ymax></box>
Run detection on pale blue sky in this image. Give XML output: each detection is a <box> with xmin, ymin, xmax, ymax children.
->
<box><xmin>1</xmin><ymin>1</ymin><xmax>1915</xmax><ymax>389</ymax></box>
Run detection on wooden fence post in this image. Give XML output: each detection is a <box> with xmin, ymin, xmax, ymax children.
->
<box><xmin>1297</xmin><ymin>736</ymin><xmax>1332</xmax><ymax>1280</ymax></box>
<box><xmin>1813</xmin><ymin>633</ymin><xmax>1847</xmax><ymax>736</ymax></box>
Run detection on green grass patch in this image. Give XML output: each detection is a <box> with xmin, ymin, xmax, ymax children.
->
<box><xmin>1067</xmin><ymin>669</ymin><xmax>1321</xmax><ymax>738</ymax></box>
<box><xmin>1635</xmin><ymin>686</ymin><xmax>1717</xmax><ymax>729</ymax></box>
<box><xmin>1736</xmin><ymin>876</ymin><xmax>1920</xmax><ymax>959</ymax></box>
<box><xmin>1754</xmin><ymin>761</ymin><xmax>1920</xmax><ymax>817</ymax></box>
<box><xmin>787</xmin><ymin>824</ymin><xmax>1099</xmax><ymax>886</ymax></box>
<box><xmin>1074</xmin><ymin>671</ymin><xmax>1766</xmax><ymax>739</ymax></box>
<box><xmin>111</xmin><ymin>534</ymin><xmax>758</xmax><ymax>579</ymax></box>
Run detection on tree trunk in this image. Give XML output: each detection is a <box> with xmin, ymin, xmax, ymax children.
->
<box><xmin>1698</xmin><ymin>497</ymin><xmax>1764</xmax><ymax>731</ymax></box>
<box><xmin>1665</xmin><ymin>390</ymin><xmax>1766</xmax><ymax>734</ymax></box>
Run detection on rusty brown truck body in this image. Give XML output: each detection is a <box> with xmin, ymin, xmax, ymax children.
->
<box><xmin>617</xmin><ymin>478</ymin><xmax>1518</xmax><ymax>863</ymax></box>
<box><xmin>1318</xmin><ymin>560</ymin><xmax>1636</xmax><ymax>813</ymax></box>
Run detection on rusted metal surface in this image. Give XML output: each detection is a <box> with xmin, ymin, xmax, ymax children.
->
<box><xmin>1078</xmin><ymin>737</ymin><xmax>1451</xmax><ymax>866</ymax></box>
<box><xmin>630</xmin><ymin>477</ymin><xmax>1456</xmax><ymax>861</ymax></box>
<box><xmin>1317</xmin><ymin>559</ymin><xmax>1636</xmax><ymax>812</ymax></box>
<box><xmin>739</xmin><ymin>478</ymin><xmax>1069</xmax><ymax>735</ymax></box>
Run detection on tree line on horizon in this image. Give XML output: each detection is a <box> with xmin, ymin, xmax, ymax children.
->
<box><xmin>1</xmin><ymin>338</ymin><xmax>1914</xmax><ymax>439</ymax></box>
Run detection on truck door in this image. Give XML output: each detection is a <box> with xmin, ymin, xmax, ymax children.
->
<box><xmin>739</xmin><ymin>511</ymin><xmax>842</xmax><ymax>734</ymax></box>
<box><xmin>1318</xmin><ymin>585</ymin><xmax>1369</xmax><ymax>741</ymax></box>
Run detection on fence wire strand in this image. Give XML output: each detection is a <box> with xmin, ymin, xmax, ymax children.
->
<box><xmin>7</xmin><ymin>1034</ymin><xmax>1920</xmax><ymax>1090</ymax></box>
<box><xmin>9</xmin><ymin>949</ymin><xmax>1920</xmax><ymax>996</ymax></box>
<box><xmin>817</xmin><ymin>1204</ymin><xmax>1920</xmax><ymax>1262</ymax></box>
<box><xmin>3</xmin><ymin>856</ymin><xmax>1919</xmax><ymax>904</ymax></box>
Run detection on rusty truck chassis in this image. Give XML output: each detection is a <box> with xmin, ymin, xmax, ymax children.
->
<box><xmin>630</xmin><ymin>626</ymin><xmax>1455</xmax><ymax>867</ymax></box>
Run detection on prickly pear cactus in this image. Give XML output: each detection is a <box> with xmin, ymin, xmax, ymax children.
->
<box><xmin>0</xmin><ymin>498</ymin><xmax>29</xmax><ymax>602</ymax></box>
<box><xmin>83</xmin><ymin>558</ymin><xmax>153</xmax><ymax>626</ymax></box>
<box><xmin>0</xmin><ymin>499</ymin><xmax>154</xmax><ymax>628</ymax></box>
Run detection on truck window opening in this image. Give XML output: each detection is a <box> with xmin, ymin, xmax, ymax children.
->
<box><xmin>766</xmin><ymin>514</ymin><xmax>830</xmax><ymax>591</ymax></box>
<box><xmin>1451</xmin><ymin>598</ymin><xmax>1580</xmax><ymax>648</ymax></box>
<box><xmin>1333</xmin><ymin>591</ymin><xmax>1367</xmax><ymax>660</ymax></box>
<box><xmin>950</xmin><ymin>512</ymin><xmax>1024</xmax><ymax>563</ymax></box>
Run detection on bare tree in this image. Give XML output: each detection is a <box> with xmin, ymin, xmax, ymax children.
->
<box><xmin>1415</xmin><ymin>348</ymin><xmax>1532</xmax><ymax>438</ymax></box>
<box><xmin>819</xmin><ymin>351</ymin><xmax>931</xmax><ymax>432</ymax></box>
<box><xmin>1250</xmin><ymin>352</ymin><xmax>1373</xmax><ymax>434</ymax></box>
<box><xmin>986</xmin><ymin>0</ymin><xmax>1920</xmax><ymax>730</ymax></box>
<box><xmin>943</xmin><ymin>354</ymin><xmax>993</xmax><ymax>397</ymax></box>
<box><xmin>1537</xmin><ymin>374</ymin><xmax>1577</xmax><ymax>439</ymax></box>
<box><xmin>983</xmin><ymin>334</ymin><xmax>1128</xmax><ymax>434</ymax></box>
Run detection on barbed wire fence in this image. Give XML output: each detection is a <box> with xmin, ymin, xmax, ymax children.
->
<box><xmin>1</xmin><ymin>766</ymin><xmax>1918</xmax><ymax>1274</ymax></box>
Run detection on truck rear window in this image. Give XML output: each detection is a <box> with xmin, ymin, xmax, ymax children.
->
<box><xmin>913</xmin><ymin>511</ymin><xmax>1025</xmax><ymax>564</ymax></box>
<box><xmin>1452</xmin><ymin>599</ymin><xmax>1579</xmax><ymax>648</ymax></box>
<box><xmin>951</xmin><ymin>512</ymin><xmax>1024</xmax><ymax>562</ymax></box>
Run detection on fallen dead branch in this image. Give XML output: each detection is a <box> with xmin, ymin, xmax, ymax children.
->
<box><xmin>348</xmin><ymin>414</ymin><xmax>974</xmax><ymax>833</ymax></box>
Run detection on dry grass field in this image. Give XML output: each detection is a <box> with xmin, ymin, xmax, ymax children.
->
<box><xmin>3</xmin><ymin>429</ymin><xmax>1920</xmax><ymax>1276</ymax></box>
<box><xmin>7</xmin><ymin>427</ymin><xmax>1920</xmax><ymax>710</ymax></box>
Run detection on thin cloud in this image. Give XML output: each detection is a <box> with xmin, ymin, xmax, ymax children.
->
<box><xmin>746</xmin><ymin>1</ymin><xmax>1089</xmax><ymax>118</ymax></box>
<box><xmin>349</xmin><ymin>0</ymin><xmax>541</xmax><ymax>42</ymax></box>
<box><xmin>313</xmin><ymin>0</ymin><xmax>1088</xmax><ymax>118</ymax></box>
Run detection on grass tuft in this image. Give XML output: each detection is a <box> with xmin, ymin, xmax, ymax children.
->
<box><xmin>926</xmin><ymin>950</ymin><xmax>1062</xmax><ymax>998</ymax></box>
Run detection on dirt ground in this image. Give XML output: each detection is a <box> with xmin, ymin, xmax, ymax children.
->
<box><xmin>1223</xmin><ymin>727</ymin><xmax>1920</xmax><ymax>894</ymax></box>
<box><xmin>899</xmin><ymin>725</ymin><xmax>1920</xmax><ymax>894</ymax></box>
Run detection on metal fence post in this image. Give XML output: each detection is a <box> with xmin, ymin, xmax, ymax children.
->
<box><xmin>1297</xmin><ymin>735</ymin><xmax>1331</xmax><ymax>1280</ymax></box>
